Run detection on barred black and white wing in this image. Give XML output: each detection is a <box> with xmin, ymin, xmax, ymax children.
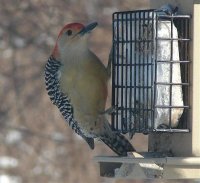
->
<box><xmin>44</xmin><ymin>56</ymin><xmax>94</xmax><ymax>149</ymax></box>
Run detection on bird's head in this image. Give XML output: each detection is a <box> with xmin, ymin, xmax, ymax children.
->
<box><xmin>52</xmin><ymin>22</ymin><xmax>98</xmax><ymax>59</ymax></box>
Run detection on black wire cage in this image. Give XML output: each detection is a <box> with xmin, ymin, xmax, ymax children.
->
<box><xmin>111</xmin><ymin>9</ymin><xmax>191</xmax><ymax>134</ymax></box>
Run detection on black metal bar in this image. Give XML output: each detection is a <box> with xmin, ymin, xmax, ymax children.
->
<box><xmin>157</xmin><ymin>60</ymin><xmax>190</xmax><ymax>63</ymax></box>
<box><xmin>113</xmin><ymin>61</ymin><xmax>190</xmax><ymax>66</ymax></box>
<box><xmin>125</xmin><ymin>13</ymin><xmax>128</xmax><ymax>132</ymax></box>
<box><xmin>156</xmin><ymin>38</ymin><xmax>190</xmax><ymax>41</ymax></box>
<box><xmin>133</xmin><ymin>12</ymin><xmax>137</xmax><ymax>132</ymax></box>
<box><xmin>153</xmin><ymin>11</ymin><xmax>158</xmax><ymax>129</ymax></box>
<box><xmin>168</xmin><ymin>16</ymin><xmax>174</xmax><ymax>128</ymax></box>
<box><xmin>158</xmin><ymin>14</ymin><xmax>191</xmax><ymax>18</ymax></box>
<box><xmin>145</xmin><ymin>11</ymin><xmax>150</xmax><ymax>131</ymax></box>
<box><xmin>116</xmin><ymin>13</ymin><xmax>119</xmax><ymax>130</ymax></box>
<box><xmin>138</xmin><ymin>11</ymin><xmax>142</xmax><ymax>132</ymax></box>
<box><xmin>113</xmin><ymin>63</ymin><xmax>153</xmax><ymax>66</ymax></box>
<box><xmin>156</xmin><ymin>82</ymin><xmax>189</xmax><ymax>86</ymax></box>
<box><xmin>111</xmin><ymin>13</ymin><xmax>115</xmax><ymax>130</ymax></box>
<box><xmin>114</xmin><ymin>37</ymin><xmax>190</xmax><ymax>42</ymax></box>
<box><xmin>113</xmin><ymin>15</ymin><xmax>191</xmax><ymax>22</ymax></box>
<box><xmin>142</xmin><ymin>11</ymin><xmax>146</xmax><ymax>131</ymax></box>
<box><xmin>114</xmin><ymin>40</ymin><xmax>154</xmax><ymax>43</ymax></box>
<box><xmin>113</xmin><ymin>9</ymin><xmax>155</xmax><ymax>15</ymax></box>
<box><xmin>121</xmin><ymin>14</ymin><xmax>124</xmax><ymax>132</ymax></box>
<box><xmin>186</xmin><ymin>17</ymin><xmax>191</xmax><ymax>129</ymax></box>
<box><xmin>129</xmin><ymin>12</ymin><xmax>133</xmax><ymax>133</ymax></box>
<box><xmin>114</xmin><ymin>85</ymin><xmax>153</xmax><ymax>89</ymax></box>
<box><xmin>155</xmin><ymin>105</ymin><xmax>189</xmax><ymax>109</ymax></box>
<box><xmin>153</xmin><ymin>129</ymin><xmax>190</xmax><ymax>133</ymax></box>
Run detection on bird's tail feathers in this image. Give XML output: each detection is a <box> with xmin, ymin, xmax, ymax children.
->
<box><xmin>101</xmin><ymin>133</ymin><xmax>135</xmax><ymax>156</ymax></box>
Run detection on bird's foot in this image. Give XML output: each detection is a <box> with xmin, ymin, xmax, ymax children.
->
<box><xmin>157</xmin><ymin>124</ymin><xmax>169</xmax><ymax>129</ymax></box>
<box><xmin>101</xmin><ymin>106</ymin><xmax>117</xmax><ymax>115</ymax></box>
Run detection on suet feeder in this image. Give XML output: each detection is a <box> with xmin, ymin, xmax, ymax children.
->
<box><xmin>95</xmin><ymin>0</ymin><xmax>200</xmax><ymax>179</ymax></box>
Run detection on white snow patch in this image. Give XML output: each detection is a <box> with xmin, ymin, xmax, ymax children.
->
<box><xmin>0</xmin><ymin>156</ymin><xmax>18</xmax><ymax>169</ymax></box>
<box><xmin>6</xmin><ymin>130</ymin><xmax>23</xmax><ymax>144</ymax></box>
<box><xmin>0</xmin><ymin>175</ymin><xmax>22</xmax><ymax>183</ymax></box>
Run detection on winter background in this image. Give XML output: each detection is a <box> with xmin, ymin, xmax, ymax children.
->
<box><xmin>0</xmin><ymin>0</ymin><xmax>197</xmax><ymax>183</ymax></box>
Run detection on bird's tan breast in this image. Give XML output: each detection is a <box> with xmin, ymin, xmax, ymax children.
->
<box><xmin>60</xmin><ymin>55</ymin><xmax>108</xmax><ymax>126</ymax></box>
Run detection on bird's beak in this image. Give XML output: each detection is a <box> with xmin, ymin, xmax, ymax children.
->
<box><xmin>78</xmin><ymin>22</ymin><xmax>98</xmax><ymax>36</ymax></box>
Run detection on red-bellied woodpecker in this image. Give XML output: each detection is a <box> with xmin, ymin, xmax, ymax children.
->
<box><xmin>44</xmin><ymin>22</ymin><xmax>135</xmax><ymax>156</ymax></box>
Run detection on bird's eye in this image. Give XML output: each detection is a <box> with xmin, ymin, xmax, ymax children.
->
<box><xmin>66</xmin><ymin>30</ymin><xmax>72</xmax><ymax>36</ymax></box>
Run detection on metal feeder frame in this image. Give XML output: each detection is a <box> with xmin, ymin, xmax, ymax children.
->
<box><xmin>111</xmin><ymin>9</ymin><xmax>191</xmax><ymax>134</ymax></box>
